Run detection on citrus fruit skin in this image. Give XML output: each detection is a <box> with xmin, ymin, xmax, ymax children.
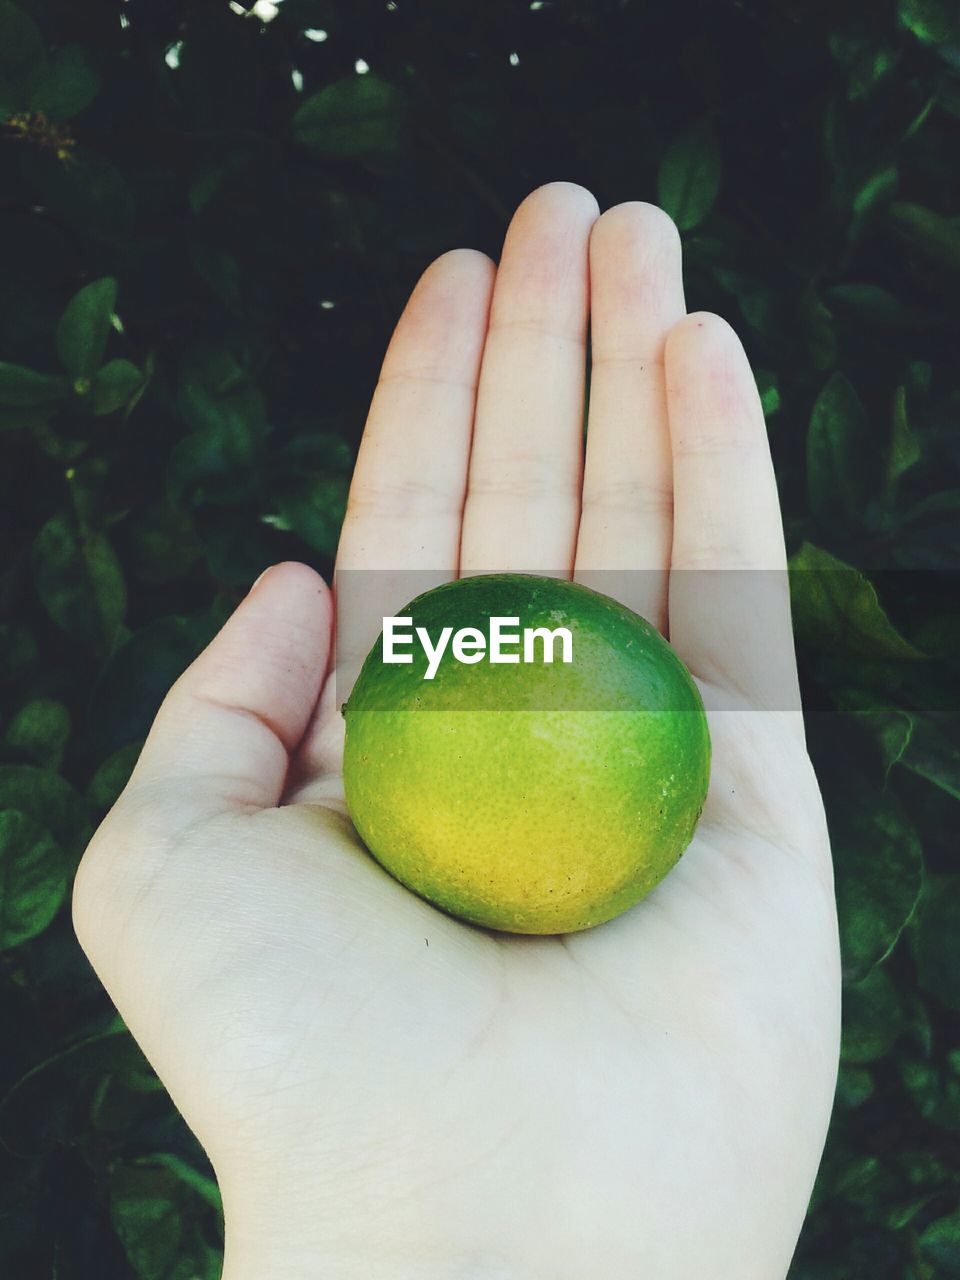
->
<box><xmin>342</xmin><ymin>574</ymin><xmax>711</xmax><ymax>935</ymax></box>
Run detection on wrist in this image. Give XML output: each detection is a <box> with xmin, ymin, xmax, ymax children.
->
<box><xmin>218</xmin><ymin>1185</ymin><xmax>526</xmax><ymax>1280</ymax></box>
<box><xmin>221</xmin><ymin>1240</ymin><xmax>524</xmax><ymax>1280</ymax></box>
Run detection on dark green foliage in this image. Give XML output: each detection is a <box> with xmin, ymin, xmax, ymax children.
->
<box><xmin>292</xmin><ymin>73</ymin><xmax>409</xmax><ymax>156</ymax></box>
<box><xmin>0</xmin><ymin>809</ymin><xmax>67</xmax><ymax>950</ymax></box>
<box><xmin>657</xmin><ymin>118</ymin><xmax>723</xmax><ymax>230</ymax></box>
<box><xmin>0</xmin><ymin>0</ymin><xmax>957</xmax><ymax>1275</ymax></box>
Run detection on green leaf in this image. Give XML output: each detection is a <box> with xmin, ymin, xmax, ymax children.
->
<box><xmin>910</xmin><ymin>610</ymin><xmax>960</xmax><ymax>658</ymax></box>
<box><xmin>126</xmin><ymin>500</ymin><xmax>199</xmax><ymax>584</ymax></box>
<box><xmin>841</xmin><ymin>967</ymin><xmax>905</xmax><ymax>1063</ymax></box>
<box><xmin>0</xmin><ymin>362</ymin><xmax>70</xmax><ymax>407</ymax></box>
<box><xmin>3</xmin><ymin>698</ymin><xmax>71</xmax><ymax>769</ymax></box>
<box><xmin>898</xmin><ymin>721</ymin><xmax>960</xmax><ymax>800</ymax></box>
<box><xmin>657</xmin><ymin>119</ymin><xmax>722</xmax><ymax>231</ymax></box>
<box><xmin>898</xmin><ymin>1052</ymin><xmax>960</xmax><ymax>1132</ymax></box>
<box><xmin>55</xmin><ymin>277</ymin><xmax>117</xmax><ymax>378</ymax></box>
<box><xmin>90</xmin><ymin>616</ymin><xmax>218</xmax><ymax>755</ymax></box>
<box><xmin>829</xmin><ymin>1153</ymin><xmax>898</xmax><ymax>1209</ymax></box>
<box><xmin>712</xmin><ymin>268</ymin><xmax>779</xmax><ymax>334</ymax></box>
<box><xmin>293</xmin><ymin>74</ymin><xmax>408</xmax><ymax>157</ymax></box>
<box><xmin>22</xmin><ymin>146</ymin><xmax>134</xmax><ymax>242</ymax></box>
<box><xmin>919</xmin><ymin>1208</ymin><xmax>960</xmax><ymax>1276</ymax></box>
<box><xmin>886</xmin><ymin>385</ymin><xmax>921</xmax><ymax>490</ymax></box>
<box><xmin>86</xmin><ymin>741</ymin><xmax>143</xmax><ymax>813</ymax></box>
<box><xmin>889</xmin><ymin>202</ymin><xmax>960</xmax><ymax>273</ymax></box>
<box><xmin>110</xmin><ymin>1158</ymin><xmax>222</xmax><ymax>1280</ymax></box>
<box><xmin>0</xmin><ymin>809</ymin><xmax>67</xmax><ymax>950</ymax></box>
<box><xmin>32</xmin><ymin>511</ymin><xmax>127</xmax><ymax>653</ymax></box>
<box><xmin>193</xmin><ymin>510</ymin><xmax>278</xmax><ymax>587</ymax></box>
<box><xmin>188</xmin><ymin>162</ymin><xmax>230</xmax><ymax>215</ymax></box>
<box><xmin>789</xmin><ymin>543</ymin><xmax>925</xmax><ymax>660</ymax></box>
<box><xmin>0</xmin><ymin>623</ymin><xmax>37</xmax><ymax>687</ymax></box>
<box><xmin>275</xmin><ymin>473</ymin><xmax>348</xmax><ymax>556</ymax></box>
<box><xmin>826</xmin><ymin>284</ymin><xmax>931</xmax><ymax>331</ymax></box>
<box><xmin>806</xmin><ymin>372</ymin><xmax>871</xmax><ymax>527</ymax></box>
<box><xmin>0</xmin><ymin>1026</ymin><xmax>155</xmax><ymax>1156</ymax></box>
<box><xmin>798</xmin><ymin>286</ymin><xmax>837</xmax><ymax>371</ymax></box>
<box><xmin>755</xmin><ymin>369</ymin><xmax>780</xmax><ymax>417</ymax></box>
<box><xmin>833</xmin><ymin>788</ymin><xmax>923</xmax><ymax>982</ymax></box>
<box><xmin>146</xmin><ymin>1154</ymin><xmax>222</xmax><ymax>1218</ymax></box>
<box><xmin>0</xmin><ymin>765</ymin><xmax>88</xmax><ymax>859</ymax></box>
<box><xmin>29</xmin><ymin>415</ymin><xmax>88</xmax><ymax>459</ymax></box>
<box><xmin>189</xmin><ymin>242</ymin><xmax>242</xmax><ymax>312</ymax></box>
<box><xmin>916</xmin><ymin>876</ymin><xmax>960</xmax><ymax>1011</ymax></box>
<box><xmin>90</xmin><ymin>1067</ymin><xmax>167</xmax><ymax>1142</ymax></box>
<box><xmin>0</xmin><ymin>0</ymin><xmax>46</xmax><ymax>112</ymax></box>
<box><xmin>92</xmin><ymin>359</ymin><xmax>144</xmax><ymax>415</ymax></box>
<box><xmin>169</xmin><ymin>345</ymin><xmax>267</xmax><ymax>506</ymax></box>
<box><xmin>0</xmin><ymin>404</ymin><xmax>52</xmax><ymax>432</ymax></box>
<box><xmin>852</xmin><ymin>166</ymin><xmax>898</xmax><ymax>221</ymax></box>
<box><xmin>907</xmin><ymin>359</ymin><xmax>933</xmax><ymax>396</ymax></box>
<box><xmin>836</xmin><ymin>1065</ymin><xmax>875</xmax><ymax>1108</ymax></box>
<box><xmin>30</xmin><ymin>44</ymin><xmax>100</xmax><ymax>119</ymax></box>
<box><xmin>838</xmin><ymin>688</ymin><xmax>916</xmax><ymax>774</ymax></box>
<box><xmin>898</xmin><ymin>0</ymin><xmax>958</xmax><ymax>44</ymax></box>
<box><xmin>829</xmin><ymin>32</ymin><xmax>899</xmax><ymax>102</ymax></box>
<box><xmin>110</xmin><ymin>1164</ymin><xmax>184</xmax><ymax>1280</ymax></box>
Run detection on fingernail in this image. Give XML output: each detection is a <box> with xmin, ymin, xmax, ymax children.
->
<box><xmin>250</xmin><ymin>565</ymin><xmax>274</xmax><ymax>593</ymax></box>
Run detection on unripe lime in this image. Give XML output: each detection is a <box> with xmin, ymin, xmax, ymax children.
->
<box><xmin>343</xmin><ymin>574</ymin><xmax>710</xmax><ymax>934</ymax></box>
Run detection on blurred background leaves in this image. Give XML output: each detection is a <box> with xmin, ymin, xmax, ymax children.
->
<box><xmin>0</xmin><ymin>0</ymin><xmax>958</xmax><ymax>1276</ymax></box>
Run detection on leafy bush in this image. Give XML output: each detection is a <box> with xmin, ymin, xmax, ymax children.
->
<box><xmin>1</xmin><ymin>1</ymin><xmax>958</xmax><ymax>1276</ymax></box>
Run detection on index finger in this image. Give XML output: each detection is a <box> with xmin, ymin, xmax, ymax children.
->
<box><xmin>334</xmin><ymin>248</ymin><xmax>496</xmax><ymax>688</ymax></box>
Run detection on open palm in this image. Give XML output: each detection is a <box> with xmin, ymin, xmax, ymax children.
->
<box><xmin>74</xmin><ymin>185</ymin><xmax>841</xmax><ymax>1280</ymax></box>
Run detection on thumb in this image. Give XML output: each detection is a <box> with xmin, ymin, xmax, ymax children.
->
<box><xmin>123</xmin><ymin>561</ymin><xmax>333</xmax><ymax>813</ymax></box>
<box><xmin>71</xmin><ymin>561</ymin><xmax>332</xmax><ymax>1124</ymax></box>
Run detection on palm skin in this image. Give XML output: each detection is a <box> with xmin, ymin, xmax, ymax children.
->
<box><xmin>74</xmin><ymin>185</ymin><xmax>841</xmax><ymax>1280</ymax></box>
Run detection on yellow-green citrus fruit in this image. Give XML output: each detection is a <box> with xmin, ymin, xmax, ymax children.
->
<box><xmin>342</xmin><ymin>574</ymin><xmax>710</xmax><ymax>934</ymax></box>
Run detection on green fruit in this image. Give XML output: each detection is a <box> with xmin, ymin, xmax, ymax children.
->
<box><xmin>342</xmin><ymin>573</ymin><xmax>711</xmax><ymax>935</ymax></box>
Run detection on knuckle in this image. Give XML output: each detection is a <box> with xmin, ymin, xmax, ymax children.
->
<box><xmin>347</xmin><ymin>474</ymin><xmax>457</xmax><ymax>519</ymax></box>
<box><xmin>582</xmin><ymin>479</ymin><xmax>673</xmax><ymax>517</ymax></box>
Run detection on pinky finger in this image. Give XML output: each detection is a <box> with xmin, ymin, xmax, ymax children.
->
<box><xmin>665</xmin><ymin>313</ymin><xmax>799</xmax><ymax>714</ymax></box>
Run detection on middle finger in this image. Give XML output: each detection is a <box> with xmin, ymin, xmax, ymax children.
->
<box><xmin>459</xmin><ymin>182</ymin><xmax>599</xmax><ymax>576</ymax></box>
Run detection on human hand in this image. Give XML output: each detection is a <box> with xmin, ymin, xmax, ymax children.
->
<box><xmin>73</xmin><ymin>183</ymin><xmax>841</xmax><ymax>1280</ymax></box>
